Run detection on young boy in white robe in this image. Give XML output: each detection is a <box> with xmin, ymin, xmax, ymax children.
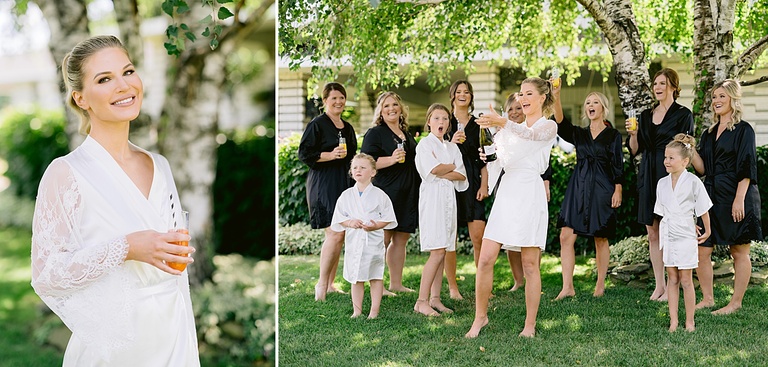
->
<box><xmin>413</xmin><ymin>104</ymin><xmax>469</xmax><ymax>316</ymax></box>
<box><xmin>330</xmin><ymin>153</ymin><xmax>397</xmax><ymax>318</ymax></box>
<box><xmin>654</xmin><ymin>134</ymin><xmax>712</xmax><ymax>332</ymax></box>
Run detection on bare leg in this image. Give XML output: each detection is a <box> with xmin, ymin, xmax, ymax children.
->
<box><xmin>556</xmin><ymin>227</ymin><xmax>577</xmax><ymax>300</ymax></box>
<box><xmin>507</xmin><ymin>250</ymin><xmax>524</xmax><ymax>291</ymax></box>
<box><xmin>465</xmin><ymin>239</ymin><xmax>502</xmax><ymax>338</ymax></box>
<box><xmin>315</xmin><ymin>228</ymin><xmax>345</xmax><ymax>301</ymax></box>
<box><xmin>468</xmin><ymin>220</ymin><xmax>486</xmax><ymax>267</ymax></box>
<box><xmin>431</xmin><ymin>256</ymin><xmax>453</xmax><ymax>313</ymax></box>
<box><xmin>713</xmin><ymin>244</ymin><xmax>751</xmax><ymax>315</ymax></box>
<box><xmin>350</xmin><ymin>282</ymin><xmax>365</xmax><ymax>318</ymax></box>
<box><xmin>667</xmin><ymin>267</ymin><xmax>680</xmax><ymax>332</ymax></box>
<box><xmin>381</xmin><ymin>231</ymin><xmax>396</xmax><ymax>296</ymax></box>
<box><xmin>388</xmin><ymin>231</ymin><xmax>414</xmax><ymax>292</ymax></box>
<box><xmin>594</xmin><ymin>237</ymin><xmax>610</xmax><ymax>297</ymax></box>
<box><xmin>647</xmin><ymin>220</ymin><xmax>667</xmax><ymax>301</ymax></box>
<box><xmin>695</xmin><ymin>246</ymin><xmax>715</xmax><ymax>309</ymax></box>
<box><xmin>414</xmin><ymin>249</ymin><xmax>444</xmax><ymax>316</ymax></box>
<box><xmin>680</xmin><ymin>269</ymin><xmax>696</xmax><ymax>331</ymax></box>
<box><xmin>369</xmin><ymin>280</ymin><xmax>383</xmax><ymax>319</ymax></box>
<box><xmin>520</xmin><ymin>247</ymin><xmax>542</xmax><ymax>337</ymax></box>
<box><xmin>445</xmin><ymin>250</ymin><xmax>463</xmax><ymax>300</ymax></box>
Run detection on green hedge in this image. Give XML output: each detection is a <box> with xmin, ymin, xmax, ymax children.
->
<box><xmin>279</xmin><ymin>133</ymin><xmax>768</xmax><ymax>256</ymax></box>
<box><xmin>0</xmin><ymin>107</ymin><xmax>69</xmax><ymax>200</ymax></box>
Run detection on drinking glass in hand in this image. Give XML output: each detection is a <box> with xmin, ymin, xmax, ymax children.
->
<box><xmin>168</xmin><ymin>210</ymin><xmax>190</xmax><ymax>271</ymax></box>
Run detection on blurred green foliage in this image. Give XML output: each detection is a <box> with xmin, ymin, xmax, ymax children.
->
<box><xmin>213</xmin><ymin>130</ymin><xmax>275</xmax><ymax>259</ymax></box>
<box><xmin>277</xmin><ymin>134</ymin><xmax>309</xmax><ymax>226</ymax></box>
<box><xmin>0</xmin><ymin>107</ymin><xmax>69</xmax><ymax>200</ymax></box>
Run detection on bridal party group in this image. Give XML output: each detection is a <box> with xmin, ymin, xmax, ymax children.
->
<box><xmin>297</xmin><ymin>67</ymin><xmax>762</xmax><ymax>337</ymax></box>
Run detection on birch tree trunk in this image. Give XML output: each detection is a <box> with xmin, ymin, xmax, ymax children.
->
<box><xmin>578</xmin><ymin>0</ymin><xmax>654</xmax><ymax>116</ymax></box>
<box><xmin>692</xmin><ymin>0</ymin><xmax>737</xmax><ymax>134</ymax></box>
<box><xmin>35</xmin><ymin>0</ymin><xmax>90</xmax><ymax>149</ymax></box>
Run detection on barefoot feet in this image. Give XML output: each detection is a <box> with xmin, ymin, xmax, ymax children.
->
<box><xmin>649</xmin><ymin>288</ymin><xmax>667</xmax><ymax>301</ymax></box>
<box><xmin>413</xmin><ymin>300</ymin><xmax>439</xmax><ymax>317</ymax></box>
<box><xmin>712</xmin><ymin>303</ymin><xmax>741</xmax><ymax>315</ymax></box>
<box><xmin>519</xmin><ymin>325</ymin><xmax>536</xmax><ymax>338</ymax></box>
<box><xmin>695</xmin><ymin>300</ymin><xmax>715</xmax><ymax>310</ymax></box>
<box><xmin>555</xmin><ymin>289</ymin><xmax>575</xmax><ymax>301</ymax></box>
<box><xmin>390</xmin><ymin>285</ymin><xmax>415</xmax><ymax>293</ymax></box>
<box><xmin>669</xmin><ymin>321</ymin><xmax>678</xmax><ymax>333</ymax></box>
<box><xmin>314</xmin><ymin>284</ymin><xmax>326</xmax><ymax>302</ymax></box>
<box><xmin>430</xmin><ymin>297</ymin><xmax>453</xmax><ymax>314</ymax></box>
<box><xmin>464</xmin><ymin>317</ymin><xmax>489</xmax><ymax>338</ymax></box>
<box><xmin>508</xmin><ymin>282</ymin><xmax>522</xmax><ymax>292</ymax></box>
<box><xmin>383</xmin><ymin>289</ymin><xmax>397</xmax><ymax>297</ymax></box>
<box><xmin>449</xmin><ymin>289</ymin><xmax>464</xmax><ymax>300</ymax></box>
<box><xmin>685</xmin><ymin>322</ymin><xmax>695</xmax><ymax>332</ymax></box>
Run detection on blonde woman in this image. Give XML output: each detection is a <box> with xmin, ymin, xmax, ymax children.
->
<box><xmin>553</xmin><ymin>88</ymin><xmax>623</xmax><ymax>300</ymax></box>
<box><xmin>691</xmin><ymin>79</ymin><xmax>762</xmax><ymax>315</ymax></box>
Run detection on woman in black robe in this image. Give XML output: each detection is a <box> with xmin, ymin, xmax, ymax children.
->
<box><xmin>626</xmin><ymin>68</ymin><xmax>694</xmax><ymax>301</ymax></box>
<box><xmin>298</xmin><ymin>82</ymin><xmax>357</xmax><ymax>301</ymax></box>
<box><xmin>692</xmin><ymin>79</ymin><xmax>762</xmax><ymax>315</ymax></box>
<box><xmin>554</xmin><ymin>88</ymin><xmax>623</xmax><ymax>300</ymax></box>
<box><xmin>443</xmin><ymin>80</ymin><xmax>489</xmax><ymax>300</ymax></box>
<box><xmin>360</xmin><ymin>91</ymin><xmax>420</xmax><ymax>294</ymax></box>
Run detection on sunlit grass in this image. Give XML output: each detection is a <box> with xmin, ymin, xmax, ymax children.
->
<box><xmin>279</xmin><ymin>253</ymin><xmax>768</xmax><ymax>367</ymax></box>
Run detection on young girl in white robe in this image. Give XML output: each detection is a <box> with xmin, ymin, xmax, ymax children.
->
<box><xmin>413</xmin><ymin>104</ymin><xmax>469</xmax><ymax>316</ymax></box>
<box><xmin>330</xmin><ymin>153</ymin><xmax>397</xmax><ymax>318</ymax></box>
<box><xmin>654</xmin><ymin>134</ymin><xmax>712</xmax><ymax>332</ymax></box>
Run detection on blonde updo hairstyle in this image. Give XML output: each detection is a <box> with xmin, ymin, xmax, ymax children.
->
<box><xmin>708</xmin><ymin>79</ymin><xmax>743</xmax><ymax>132</ymax></box>
<box><xmin>521</xmin><ymin>77</ymin><xmax>555</xmax><ymax>118</ymax></box>
<box><xmin>372</xmin><ymin>91</ymin><xmax>409</xmax><ymax>131</ymax></box>
<box><xmin>503</xmin><ymin>92</ymin><xmax>521</xmax><ymax>113</ymax></box>
<box><xmin>62</xmin><ymin>35</ymin><xmax>129</xmax><ymax>135</ymax></box>
<box><xmin>666</xmin><ymin>133</ymin><xmax>697</xmax><ymax>164</ymax></box>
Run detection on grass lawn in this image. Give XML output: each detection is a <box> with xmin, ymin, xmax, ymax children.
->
<box><xmin>278</xmin><ymin>254</ymin><xmax>768</xmax><ymax>367</ymax></box>
<box><xmin>0</xmin><ymin>226</ymin><xmax>64</xmax><ymax>366</ymax></box>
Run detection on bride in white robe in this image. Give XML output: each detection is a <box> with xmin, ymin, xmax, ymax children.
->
<box><xmin>31</xmin><ymin>35</ymin><xmax>199</xmax><ymax>366</ymax></box>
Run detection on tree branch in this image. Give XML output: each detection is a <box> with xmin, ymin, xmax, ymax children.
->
<box><xmin>740</xmin><ymin>75</ymin><xmax>768</xmax><ymax>86</ymax></box>
<box><xmin>735</xmin><ymin>34</ymin><xmax>768</xmax><ymax>77</ymax></box>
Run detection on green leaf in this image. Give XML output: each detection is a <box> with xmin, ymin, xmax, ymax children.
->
<box><xmin>165</xmin><ymin>24</ymin><xmax>178</xmax><ymax>38</ymax></box>
<box><xmin>202</xmin><ymin>27</ymin><xmax>211</xmax><ymax>37</ymax></box>
<box><xmin>199</xmin><ymin>14</ymin><xmax>213</xmax><ymax>24</ymax></box>
<box><xmin>185</xmin><ymin>31</ymin><xmax>196</xmax><ymax>42</ymax></box>
<box><xmin>177</xmin><ymin>3</ymin><xmax>190</xmax><ymax>14</ymax></box>
<box><xmin>180</xmin><ymin>23</ymin><xmax>189</xmax><ymax>31</ymax></box>
<box><xmin>217</xmin><ymin>0</ymin><xmax>234</xmax><ymax>3</ymax></box>
<box><xmin>214</xmin><ymin>24</ymin><xmax>223</xmax><ymax>36</ymax></box>
<box><xmin>161</xmin><ymin>0</ymin><xmax>175</xmax><ymax>17</ymax></box>
<box><xmin>218</xmin><ymin>6</ymin><xmax>234</xmax><ymax>20</ymax></box>
<box><xmin>210</xmin><ymin>38</ymin><xmax>220</xmax><ymax>50</ymax></box>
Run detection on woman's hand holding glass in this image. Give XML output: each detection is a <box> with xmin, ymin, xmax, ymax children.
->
<box><xmin>451</xmin><ymin>130</ymin><xmax>466</xmax><ymax>144</ymax></box>
<box><xmin>392</xmin><ymin>145</ymin><xmax>406</xmax><ymax>163</ymax></box>
<box><xmin>125</xmin><ymin>230</ymin><xmax>194</xmax><ymax>275</ymax></box>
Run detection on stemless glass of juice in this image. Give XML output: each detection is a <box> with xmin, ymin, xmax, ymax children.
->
<box><xmin>627</xmin><ymin>110</ymin><xmax>637</xmax><ymax>131</ymax></box>
<box><xmin>338</xmin><ymin>136</ymin><xmax>347</xmax><ymax>158</ymax></box>
<box><xmin>168</xmin><ymin>210</ymin><xmax>190</xmax><ymax>271</ymax></box>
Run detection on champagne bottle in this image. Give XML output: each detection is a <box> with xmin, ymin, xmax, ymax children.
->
<box><xmin>479</xmin><ymin>127</ymin><xmax>497</xmax><ymax>162</ymax></box>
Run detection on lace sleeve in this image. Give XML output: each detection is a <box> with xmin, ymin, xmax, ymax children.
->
<box><xmin>504</xmin><ymin>118</ymin><xmax>558</xmax><ymax>141</ymax></box>
<box><xmin>31</xmin><ymin>159</ymin><xmax>129</xmax><ymax>297</ymax></box>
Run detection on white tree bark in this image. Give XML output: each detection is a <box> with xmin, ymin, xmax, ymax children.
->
<box><xmin>35</xmin><ymin>0</ymin><xmax>90</xmax><ymax>149</ymax></box>
<box><xmin>577</xmin><ymin>0</ymin><xmax>654</xmax><ymax>115</ymax></box>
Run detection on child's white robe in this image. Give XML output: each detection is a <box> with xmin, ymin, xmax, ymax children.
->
<box><xmin>654</xmin><ymin>171</ymin><xmax>713</xmax><ymax>269</ymax></box>
<box><xmin>415</xmin><ymin>133</ymin><xmax>469</xmax><ymax>251</ymax></box>
<box><xmin>331</xmin><ymin>183</ymin><xmax>397</xmax><ymax>283</ymax></box>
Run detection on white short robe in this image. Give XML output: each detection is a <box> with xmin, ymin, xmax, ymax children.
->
<box><xmin>654</xmin><ymin>171</ymin><xmax>713</xmax><ymax>269</ymax></box>
<box><xmin>331</xmin><ymin>183</ymin><xmax>397</xmax><ymax>283</ymax></box>
<box><xmin>415</xmin><ymin>133</ymin><xmax>469</xmax><ymax>251</ymax></box>
<box><xmin>484</xmin><ymin>117</ymin><xmax>557</xmax><ymax>251</ymax></box>
<box><xmin>31</xmin><ymin>136</ymin><xmax>199</xmax><ymax>366</ymax></box>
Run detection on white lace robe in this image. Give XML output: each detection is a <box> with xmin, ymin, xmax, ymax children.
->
<box><xmin>31</xmin><ymin>136</ymin><xmax>199</xmax><ymax>366</ymax></box>
<box><xmin>330</xmin><ymin>183</ymin><xmax>397</xmax><ymax>283</ymax></box>
<box><xmin>654</xmin><ymin>171</ymin><xmax>713</xmax><ymax>269</ymax></box>
<box><xmin>415</xmin><ymin>133</ymin><xmax>469</xmax><ymax>251</ymax></box>
<box><xmin>484</xmin><ymin>117</ymin><xmax>557</xmax><ymax>251</ymax></box>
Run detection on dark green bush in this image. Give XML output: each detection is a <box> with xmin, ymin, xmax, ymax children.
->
<box><xmin>757</xmin><ymin>145</ymin><xmax>767</xmax><ymax>236</ymax></box>
<box><xmin>213</xmin><ymin>130</ymin><xmax>275</xmax><ymax>259</ymax></box>
<box><xmin>277</xmin><ymin>134</ymin><xmax>309</xmax><ymax>226</ymax></box>
<box><xmin>0</xmin><ymin>107</ymin><xmax>69</xmax><ymax>200</ymax></box>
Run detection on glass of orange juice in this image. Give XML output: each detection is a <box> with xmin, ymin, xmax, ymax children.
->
<box><xmin>168</xmin><ymin>210</ymin><xmax>190</xmax><ymax>271</ymax></box>
<box><xmin>338</xmin><ymin>136</ymin><xmax>347</xmax><ymax>158</ymax></box>
<box><xmin>627</xmin><ymin>110</ymin><xmax>637</xmax><ymax>131</ymax></box>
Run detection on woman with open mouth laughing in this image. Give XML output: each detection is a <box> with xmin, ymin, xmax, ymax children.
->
<box><xmin>550</xmin><ymin>84</ymin><xmax>624</xmax><ymax>300</ymax></box>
